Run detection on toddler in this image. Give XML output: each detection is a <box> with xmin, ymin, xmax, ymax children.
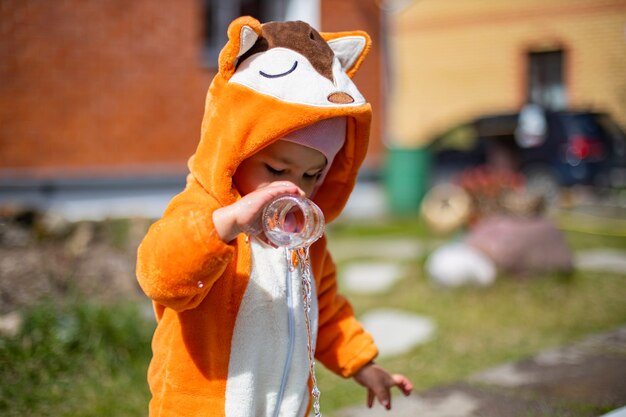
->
<box><xmin>137</xmin><ymin>16</ymin><xmax>412</xmax><ymax>416</ymax></box>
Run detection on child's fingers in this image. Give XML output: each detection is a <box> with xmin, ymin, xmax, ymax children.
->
<box><xmin>373</xmin><ymin>374</ymin><xmax>413</xmax><ymax>410</ymax></box>
<box><xmin>240</xmin><ymin>182</ymin><xmax>301</xmax><ymax>214</ymax></box>
<box><xmin>367</xmin><ymin>389</ymin><xmax>374</xmax><ymax>408</ymax></box>
<box><xmin>235</xmin><ymin>181</ymin><xmax>306</xmax><ymax>239</ymax></box>
<box><xmin>247</xmin><ymin>183</ymin><xmax>303</xmax><ymax>210</ymax></box>
<box><xmin>392</xmin><ymin>374</ymin><xmax>413</xmax><ymax>395</ymax></box>
<box><xmin>371</xmin><ymin>386</ymin><xmax>391</xmax><ymax>410</ymax></box>
<box><xmin>265</xmin><ymin>181</ymin><xmax>304</xmax><ymax>197</ymax></box>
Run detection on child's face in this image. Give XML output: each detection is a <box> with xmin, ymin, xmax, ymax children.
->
<box><xmin>234</xmin><ymin>140</ymin><xmax>327</xmax><ymax>197</ymax></box>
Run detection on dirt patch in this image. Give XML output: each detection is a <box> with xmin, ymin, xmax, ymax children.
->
<box><xmin>0</xmin><ymin>207</ymin><xmax>153</xmax><ymax>314</ymax></box>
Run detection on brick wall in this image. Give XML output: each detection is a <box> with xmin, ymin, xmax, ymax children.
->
<box><xmin>0</xmin><ymin>0</ymin><xmax>213</xmax><ymax>178</ymax></box>
<box><xmin>388</xmin><ymin>0</ymin><xmax>626</xmax><ymax>147</ymax></box>
<box><xmin>322</xmin><ymin>0</ymin><xmax>384</xmax><ymax>169</ymax></box>
<box><xmin>0</xmin><ymin>0</ymin><xmax>386</xmax><ymax>179</ymax></box>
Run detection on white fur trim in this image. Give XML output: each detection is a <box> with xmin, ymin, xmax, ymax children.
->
<box><xmin>225</xmin><ymin>241</ymin><xmax>319</xmax><ymax>417</ymax></box>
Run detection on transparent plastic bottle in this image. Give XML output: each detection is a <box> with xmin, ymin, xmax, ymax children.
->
<box><xmin>262</xmin><ymin>195</ymin><xmax>325</xmax><ymax>249</ymax></box>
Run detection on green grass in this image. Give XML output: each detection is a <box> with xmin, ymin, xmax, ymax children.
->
<box><xmin>551</xmin><ymin>210</ymin><xmax>626</xmax><ymax>250</ymax></box>
<box><xmin>1</xmin><ymin>215</ymin><xmax>624</xmax><ymax>416</ymax></box>
<box><xmin>0</xmin><ymin>299</ymin><xmax>154</xmax><ymax>417</ymax></box>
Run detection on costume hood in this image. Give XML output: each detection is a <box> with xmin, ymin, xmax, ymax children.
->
<box><xmin>190</xmin><ymin>16</ymin><xmax>372</xmax><ymax>223</ymax></box>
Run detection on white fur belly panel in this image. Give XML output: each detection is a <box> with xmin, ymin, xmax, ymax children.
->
<box><xmin>225</xmin><ymin>241</ymin><xmax>318</xmax><ymax>417</ymax></box>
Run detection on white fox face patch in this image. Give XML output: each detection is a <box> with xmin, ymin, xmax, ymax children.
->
<box><xmin>224</xmin><ymin>20</ymin><xmax>369</xmax><ymax>108</ymax></box>
<box><xmin>229</xmin><ymin>47</ymin><xmax>365</xmax><ymax>107</ymax></box>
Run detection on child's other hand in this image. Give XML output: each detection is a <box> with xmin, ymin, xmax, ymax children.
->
<box><xmin>353</xmin><ymin>362</ymin><xmax>413</xmax><ymax>410</ymax></box>
<box><xmin>213</xmin><ymin>181</ymin><xmax>304</xmax><ymax>243</ymax></box>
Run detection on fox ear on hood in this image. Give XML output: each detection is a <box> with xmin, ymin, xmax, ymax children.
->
<box><xmin>321</xmin><ymin>31</ymin><xmax>372</xmax><ymax>78</ymax></box>
<box><xmin>218</xmin><ymin>16</ymin><xmax>262</xmax><ymax>79</ymax></box>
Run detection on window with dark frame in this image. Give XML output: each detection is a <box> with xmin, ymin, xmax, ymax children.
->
<box><xmin>202</xmin><ymin>0</ymin><xmax>287</xmax><ymax>68</ymax></box>
<box><xmin>526</xmin><ymin>49</ymin><xmax>567</xmax><ymax>110</ymax></box>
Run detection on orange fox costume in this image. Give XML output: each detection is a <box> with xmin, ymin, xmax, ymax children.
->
<box><xmin>136</xmin><ymin>16</ymin><xmax>378</xmax><ymax>416</ymax></box>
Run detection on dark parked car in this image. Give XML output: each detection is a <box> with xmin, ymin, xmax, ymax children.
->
<box><xmin>429</xmin><ymin>110</ymin><xmax>626</xmax><ymax>199</ymax></box>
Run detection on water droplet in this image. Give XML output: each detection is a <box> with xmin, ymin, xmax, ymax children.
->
<box><xmin>197</xmin><ymin>281</ymin><xmax>204</xmax><ymax>288</ymax></box>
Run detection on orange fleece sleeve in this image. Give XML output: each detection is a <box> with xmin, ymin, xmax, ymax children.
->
<box><xmin>314</xmin><ymin>245</ymin><xmax>378</xmax><ymax>377</ymax></box>
<box><xmin>136</xmin><ymin>180</ymin><xmax>235</xmax><ymax>312</ymax></box>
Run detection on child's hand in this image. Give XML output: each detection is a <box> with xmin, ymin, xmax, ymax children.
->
<box><xmin>213</xmin><ymin>181</ymin><xmax>305</xmax><ymax>243</ymax></box>
<box><xmin>353</xmin><ymin>362</ymin><xmax>413</xmax><ymax>410</ymax></box>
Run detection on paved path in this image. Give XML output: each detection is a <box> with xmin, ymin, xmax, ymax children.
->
<box><xmin>334</xmin><ymin>326</ymin><xmax>626</xmax><ymax>417</ymax></box>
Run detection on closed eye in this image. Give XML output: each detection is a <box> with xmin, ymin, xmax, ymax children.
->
<box><xmin>304</xmin><ymin>170</ymin><xmax>323</xmax><ymax>180</ymax></box>
<box><xmin>259</xmin><ymin>61</ymin><xmax>298</xmax><ymax>78</ymax></box>
<box><xmin>265</xmin><ymin>164</ymin><xmax>285</xmax><ymax>176</ymax></box>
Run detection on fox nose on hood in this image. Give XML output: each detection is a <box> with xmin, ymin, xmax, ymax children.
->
<box><xmin>328</xmin><ymin>91</ymin><xmax>354</xmax><ymax>104</ymax></box>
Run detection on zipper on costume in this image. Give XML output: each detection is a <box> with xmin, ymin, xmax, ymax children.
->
<box><xmin>273</xmin><ymin>247</ymin><xmax>296</xmax><ymax>417</ymax></box>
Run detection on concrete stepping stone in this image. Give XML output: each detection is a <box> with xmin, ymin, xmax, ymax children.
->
<box><xmin>336</xmin><ymin>390</ymin><xmax>480</xmax><ymax>417</ymax></box>
<box><xmin>575</xmin><ymin>248</ymin><xmax>626</xmax><ymax>274</ymax></box>
<box><xmin>341</xmin><ymin>181</ymin><xmax>388</xmax><ymax>219</ymax></box>
<box><xmin>341</xmin><ymin>262</ymin><xmax>404</xmax><ymax>294</ymax></box>
<box><xmin>359</xmin><ymin>309</ymin><xmax>435</xmax><ymax>357</ymax></box>
<box><xmin>601</xmin><ymin>406</ymin><xmax>626</xmax><ymax>417</ymax></box>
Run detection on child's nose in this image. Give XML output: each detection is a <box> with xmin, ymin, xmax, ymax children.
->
<box><xmin>293</xmin><ymin>178</ymin><xmax>313</xmax><ymax>196</ymax></box>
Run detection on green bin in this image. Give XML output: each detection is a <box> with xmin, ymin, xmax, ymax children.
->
<box><xmin>384</xmin><ymin>147</ymin><xmax>432</xmax><ymax>215</ymax></box>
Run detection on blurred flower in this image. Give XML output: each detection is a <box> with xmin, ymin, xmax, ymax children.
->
<box><xmin>456</xmin><ymin>166</ymin><xmax>543</xmax><ymax>222</ymax></box>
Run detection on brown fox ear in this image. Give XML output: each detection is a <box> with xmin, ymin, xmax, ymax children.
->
<box><xmin>320</xmin><ymin>31</ymin><xmax>371</xmax><ymax>78</ymax></box>
<box><xmin>218</xmin><ymin>16</ymin><xmax>262</xmax><ymax>79</ymax></box>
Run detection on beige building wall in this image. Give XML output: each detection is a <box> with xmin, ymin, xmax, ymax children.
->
<box><xmin>387</xmin><ymin>0</ymin><xmax>626</xmax><ymax>148</ymax></box>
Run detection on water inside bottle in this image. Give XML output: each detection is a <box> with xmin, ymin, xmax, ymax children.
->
<box><xmin>262</xmin><ymin>195</ymin><xmax>324</xmax><ymax>249</ymax></box>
